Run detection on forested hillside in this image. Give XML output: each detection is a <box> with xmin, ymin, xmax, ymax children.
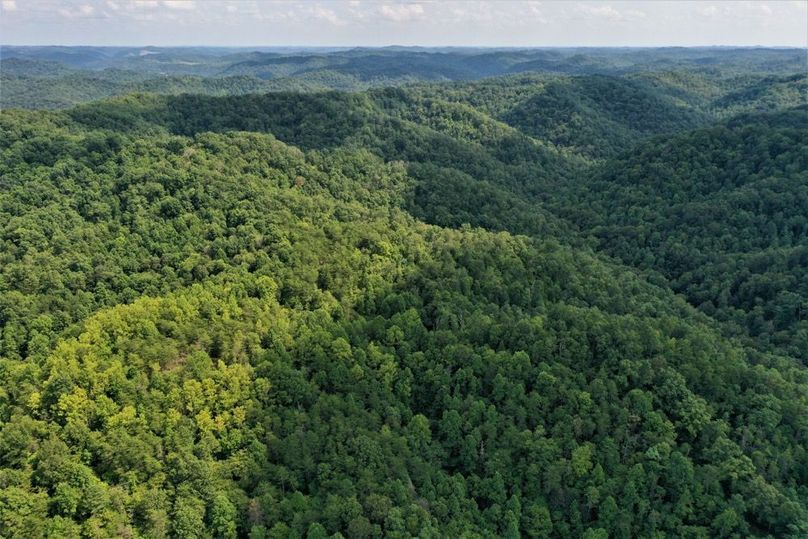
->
<box><xmin>0</xmin><ymin>48</ymin><xmax>807</xmax><ymax>538</ymax></box>
<box><xmin>552</xmin><ymin>107</ymin><xmax>808</xmax><ymax>359</ymax></box>
<box><xmin>2</xmin><ymin>46</ymin><xmax>805</xmax><ymax>109</ymax></box>
<box><xmin>53</xmin><ymin>81</ymin><xmax>808</xmax><ymax>357</ymax></box>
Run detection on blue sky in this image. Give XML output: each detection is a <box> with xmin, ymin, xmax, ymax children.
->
<box><xmin>2</xmin><ymin>0</ymin><xmax>807</xmax><ymax>47</ymax></box>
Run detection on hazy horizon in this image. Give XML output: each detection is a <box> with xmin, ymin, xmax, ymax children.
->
<box><xmin>3</xmin><ymin>44</ymin><xmax>806</xmax><ymax>49</ymax></box>
<box><xmin>2</xmin><ymin>1</ymin><xmax>806</xmax><ymax>48</ymax></box>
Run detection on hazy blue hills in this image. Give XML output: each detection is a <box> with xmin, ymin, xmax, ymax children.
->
<box><xmin>2</xmin><ymin>45</ymin><xmax>805</xmax><ymax>109</ymax></box>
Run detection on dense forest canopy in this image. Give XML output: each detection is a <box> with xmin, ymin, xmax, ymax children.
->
<box><xmin>1</xmin><ymin>46</ymin><xmax>805</xmax><ymax>110</ymax></box>
<box><xmin>0</xmin><ymin>46</ymin><xmax>807</xmax><ymax>538</ymax></box>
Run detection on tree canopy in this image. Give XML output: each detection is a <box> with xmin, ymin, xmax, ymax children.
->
<box><xmin>1</xmin><ymin>48</ymin><xmax>806</xmax><ymax>538</ymax></box>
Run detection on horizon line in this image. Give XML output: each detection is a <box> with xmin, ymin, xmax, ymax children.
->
<box><xmin>3</xmin><ymin>44</ymin><xmax>807</xmax><ymax>49</ymax></box>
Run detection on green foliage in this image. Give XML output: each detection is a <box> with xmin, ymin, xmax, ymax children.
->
<box><xmin>502</xmin><ymin>75</ymin><xmax>710</xmax><ymax>158</ymax></box>
<box><xmin>3</xmin><ymin>46</ymin><xmax>805</xmax><ymax>110</ymax></box>
<box><xmin>555</xmin><ymin>107</ymin><xmax>808</xmax><ymax>359</ymax></box>
<box><xmin>0</xmin><ymin>53</ymin><xmax>806</xmax><ymax>538</ymax></box>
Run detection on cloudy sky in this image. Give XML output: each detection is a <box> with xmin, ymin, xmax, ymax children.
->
<box><xmin>1</xmin><ymin>0</ymin><xmax>806</xmax><ymax>47</ymax></box>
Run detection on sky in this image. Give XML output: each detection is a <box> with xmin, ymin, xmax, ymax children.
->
<box><xmin>1</xmin><ymin>0</ymin><xmax>807</xmax><ymax>48</ymax></box>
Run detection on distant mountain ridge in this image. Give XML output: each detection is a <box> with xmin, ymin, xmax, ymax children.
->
<box><xmin>2</xmin><ymin>46</ymin><xmax>805</xmax><ymax>109</ymax></box>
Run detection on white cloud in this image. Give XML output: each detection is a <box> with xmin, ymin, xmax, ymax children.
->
<box><xmin>450</xmin><ymin>4</ymin><xmax>495</xmax><ymax>24</ymax></box>
<box><xmin>698</xmin><ymin>5</ymin><xmax>720</xmax><ymax>17</ymax></box>
<box><xmin>2</xmin><ymin>0</ymin><xmax>805</xmax><ymax>47</ymax></box>
<box><xmin>525</xmin><ymin>1</ymin><xmax>548</xmax><ymax>24</ymax></box>
<box><xmin>57</xmin><ymin>3</ymin><xmax>96</xmax><ymax>18</ymax></box>
<box><xmin>624</xmin><ymin>9</ymin><xmax>646</xmax><ymax>20</ymax></box>
<box><xmin>379</xmin><ymin>3</ymin><xmax>425</xmax><ymax>22</ymax></box>
<box><xmin>347</xmin><ymin>0</ymin><xmax>370</xmax><ymax>20</ymax></box>
<box><xmin>699</xmin><ymin>2</ymin><xmax>776</xmax><ymax>22</ymax></box>
<box><xmin>576</xmin><ymin>4</ymin><xmax>646</xmax><ymax>22</ymax></box>
<box><xmin>163</xmin><ymin>0</ymin><xmax>195</xmax><ymax>10</ymax></box>
<box><xmin>311</xmin><ymin>5</ymin><xmax>345</xmax><ymax>25</ymax></box>
<box><xmin>578</xmin><ymin>5</ymin><xmax>622</xmax><ymax>21</ymax></box>
<box><xmin>738</xmin><ymin>1</ymin><xmax>775</xmax><ymax>16</ymax></box>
